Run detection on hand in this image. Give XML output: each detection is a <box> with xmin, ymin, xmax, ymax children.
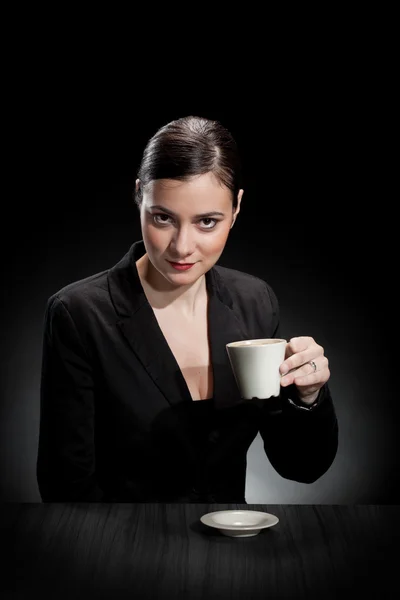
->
<box><xmin>279</xmin><ymin>336</ymin><xmax>330</xmax><ymax>405</ymax></box>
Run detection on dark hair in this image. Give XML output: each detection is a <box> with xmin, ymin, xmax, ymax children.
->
<box><xmin>134</xmin><ymin>115</ymin><xmax>242</xmax><ymax>209</ymax></box>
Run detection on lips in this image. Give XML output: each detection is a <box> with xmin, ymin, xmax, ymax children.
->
<box><xmin>168</xmin><ymin>261</ymin><xmax>195</xmax><ymax>271</ymax></box>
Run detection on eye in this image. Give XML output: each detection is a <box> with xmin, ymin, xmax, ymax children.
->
<box><xmin>153</xmin><ymin>214</ymin><xmax>173</xmax><ymax>225</ymax></box>
<box><xmin>199</xmin><ymin>218</ymin><xmax>218</xmax><ymax>230</ymax></box>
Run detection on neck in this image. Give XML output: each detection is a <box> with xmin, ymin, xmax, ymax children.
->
<box><xmin>136</xmin><ymin>254</ymin><xmax>207</xmax><ymax>318</ymax></box>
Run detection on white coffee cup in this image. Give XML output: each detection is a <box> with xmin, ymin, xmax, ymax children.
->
<box><xmin>226</xmin><ymin>338</ymin><xmax>287</xmax><ymax>399</ymax></box>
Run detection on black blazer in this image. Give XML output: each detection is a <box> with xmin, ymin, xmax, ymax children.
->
<box><xmin>37</xmin><ymin>241</ymin><xmax>338</xmax><ymax>502</ymax></box>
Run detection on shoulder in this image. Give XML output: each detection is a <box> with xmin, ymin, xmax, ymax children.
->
<box><xmin>212</xmin><ymin>264</ymin><xmax>280</xmax><ymax>337</ymax></box>
<box><xmin>44</xmin><ymin>269</ymin><xmax>110</xmax><ymax>320</ymax></box>
<box><xmin>212</xmin><ymin>264</ymin><xmax>278</xmax><ymax>307</ymax></box>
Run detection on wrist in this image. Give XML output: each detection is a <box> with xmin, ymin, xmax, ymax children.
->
<box><xmin>297</xmin><ymin>390</ymin><xmax>320</xmax><ymax>405</ymax></box>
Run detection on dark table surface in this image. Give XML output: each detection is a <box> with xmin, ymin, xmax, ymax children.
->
<box><xmin>1</xmin><ymin>503</ymin><xmax>399</xmax><ymax>599</ymax></box>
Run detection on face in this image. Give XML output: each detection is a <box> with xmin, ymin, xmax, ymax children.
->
<box><xmin>138</xmin><ymin>172</ymin><xmax>242</xmax><ymax>287</ymax></box>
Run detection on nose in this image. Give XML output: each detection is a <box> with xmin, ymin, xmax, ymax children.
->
<box><xmin>169</xmin><ymin>225</ymin><xmax>196</xmax><ymax>259</ymax></box>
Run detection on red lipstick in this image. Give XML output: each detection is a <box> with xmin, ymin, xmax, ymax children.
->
<box><xmin>168</xmin><ymin>261</ymin><xmax>195</xmax><ymax>271</ymax></box>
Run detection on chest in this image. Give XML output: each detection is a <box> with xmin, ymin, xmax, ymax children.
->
<box><xmin>152</xmin><ymin>306</ymin><xmax>213</xmax><ymax>401</ymax></box>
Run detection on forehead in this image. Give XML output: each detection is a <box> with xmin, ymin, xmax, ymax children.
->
<box><xmin>143</xmin><ymin>173</ymin><xmax>232</xmax><ymax>209</ymax></box>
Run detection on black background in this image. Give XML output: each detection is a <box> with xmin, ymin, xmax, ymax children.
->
<box><xmin>1</xmin><ymin>29</ymin><xmax>395</xmax><ymax>504</ymax></box>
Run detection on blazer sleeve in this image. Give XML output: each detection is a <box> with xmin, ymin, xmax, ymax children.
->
<box><xmin>36</xmin><ymin>295</ymin><xmax>105</xmax><ymax>501</ymax></box>
<box><xmin>257</xmin><ymin>281</ymin><xmax>339</xmax><ymax>483</ymax></box>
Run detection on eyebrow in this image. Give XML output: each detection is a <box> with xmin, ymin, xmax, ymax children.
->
<box><xmin>148</xmin><ymin>205</ymin><xmax>226</xmax><ymax>218</ymax></box>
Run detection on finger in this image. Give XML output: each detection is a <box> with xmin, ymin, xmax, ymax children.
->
<box><xmin>293</xmin><ymin>365</ymin><xmax>330</xmax><ymax>388</ymax></box>
<box><xmin>280</xmin><ymin>344</ymin><xmax>324</xmax><ymax>376</ymax></box>
<box><xmin>280</xmin><ymin>357</ymin><xmax>328</xmax><ymax>387</ymax></box>
<box><xmin>284</xmin><ymin>336</ymin><xmax>312</xmax><ymax>358</ymax></box>
<box><xmin>288</xmin><ymin>336</ymin><xmax>315</xmax><ymax>352</ymax></box>
<box><xmin>283</xmin><ymin>336</ymin><xmax>317</xmax><ymax>361</ymax></box>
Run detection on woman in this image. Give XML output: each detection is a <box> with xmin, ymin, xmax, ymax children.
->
<box><xmin>37</xmin><ymin>116</ymin><xmax>338</xmax><ymax>502</ymax></box>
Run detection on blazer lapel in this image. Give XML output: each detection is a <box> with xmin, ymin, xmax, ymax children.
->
<box><xmin>108</xmin><ymin>241</ymin><xmax>192</xmax><ymax>407</ymax></box>
<box><xmin>117</xmin><ymin>306</ymin><xmax>192</xmax><ymax>407</ymax></box>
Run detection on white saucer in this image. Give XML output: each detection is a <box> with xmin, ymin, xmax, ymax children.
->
<box><xmin>200</xmin><ymin>510</ymin><xmax>279</xmax><ymax>538</ymax></box>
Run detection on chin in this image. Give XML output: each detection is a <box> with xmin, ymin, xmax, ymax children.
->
<box><xmin>168</xmin><ymin>267</ymin><xmax>207</xmax><ymax>285</ymax></box>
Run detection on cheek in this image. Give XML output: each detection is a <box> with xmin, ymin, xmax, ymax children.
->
<box><xmin>203</xmin><ymin>228</ymin><xmax>230</xmax><ymax>255</ymax></box>
<box><xmin>143</xmin><ymin>225</ymin><xmax>170</xmax><ymax>252</ymax></box>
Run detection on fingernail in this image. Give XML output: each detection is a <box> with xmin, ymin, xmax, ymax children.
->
<box><xmin>280</xmin><ymin>366</ymin><xmax>288</xmax><ymax>375</ymax></box>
